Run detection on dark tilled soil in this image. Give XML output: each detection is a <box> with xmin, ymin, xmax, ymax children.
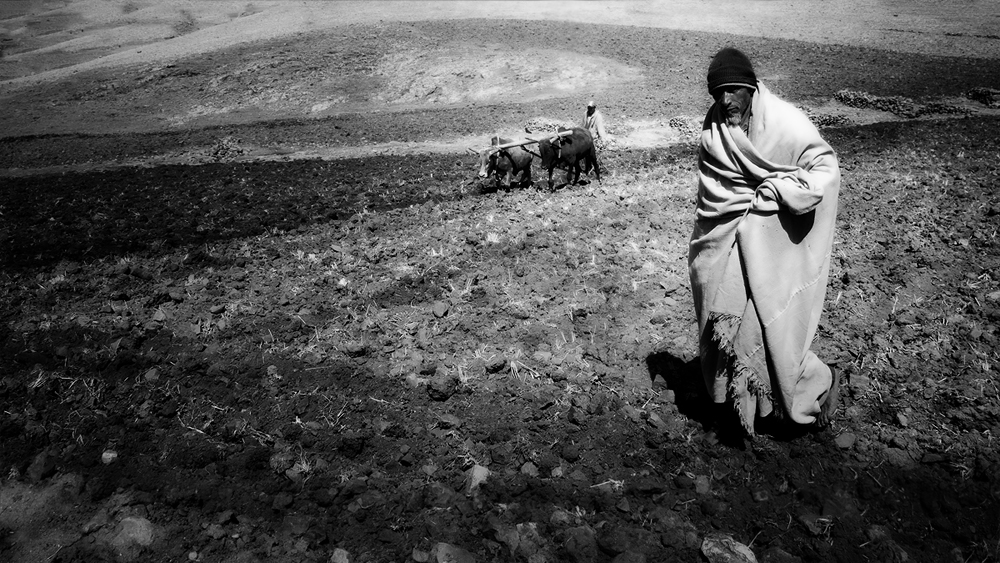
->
<box><xmin>2</xmin><ymin>18</ymin><xmax>1000</xmax><ymax>563</ymax></box>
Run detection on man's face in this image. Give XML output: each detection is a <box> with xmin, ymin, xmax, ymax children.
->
<box><xmin>712</xmin><ymin>85</ymin><xmax>754</xmax><ymax>127</ymax></box>
<box><xmin>587</xmin><ymin>106</ymin><xmax>595</xmax><ymax>115</ymax></box>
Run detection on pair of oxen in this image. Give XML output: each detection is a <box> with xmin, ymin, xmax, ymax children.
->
<box><xmin>472</xmin><ymin>127</ymin><xmax>601</xmax><ymax>190</ymax></box>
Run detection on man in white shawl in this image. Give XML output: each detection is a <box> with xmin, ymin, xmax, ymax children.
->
<box><xmin>689</xmin><ymin>47</ymin><xmax>841</xmax><ymax>438</ymax></box>
<box><xmin>582</xmin><ymin>100</ymin><xmax>608</xmax><ymax>145</ymax></box>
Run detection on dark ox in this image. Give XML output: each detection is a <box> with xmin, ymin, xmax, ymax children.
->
<box><xmin>477</xmin><ymin>136</ymin><xmax>533</xmax><ymax>189</ymax></box>
<box><xmin>537</xmin><ymin>127</ymin><xmax>600</xmax><ymax>190</ymax></box>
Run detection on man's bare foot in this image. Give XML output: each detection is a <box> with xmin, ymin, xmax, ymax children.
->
<box><xmin>815</xmin><ymin>366</ymin><xmax>841</xmax><ymax>428</ymax></box>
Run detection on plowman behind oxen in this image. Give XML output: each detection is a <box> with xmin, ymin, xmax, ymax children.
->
<box><xmin>537</xmin><ymin>127</ymin><xmax>601</xmax><ymax>190</ymax></box>
<box><xmin>472</xmin><ymin>136</ymin><xmax>534</xmax><ymax>190</ymax></box>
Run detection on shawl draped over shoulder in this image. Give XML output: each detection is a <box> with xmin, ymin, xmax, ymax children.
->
<box><xmin>688</xmin><ymin>81</ymin><xmax>840</xmax><ymax>431</ymax></box>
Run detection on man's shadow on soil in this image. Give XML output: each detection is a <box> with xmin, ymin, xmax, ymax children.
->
<box><xmin>645</xmin><ymin>350</ymin><xmax>713</xmax><ymax>427</ymax></box>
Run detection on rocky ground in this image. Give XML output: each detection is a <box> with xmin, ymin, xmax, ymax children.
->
<box><xmin>2</xmin><ymin>7</ymin><xmax>1000</xmax><ymax>563</ymax></box>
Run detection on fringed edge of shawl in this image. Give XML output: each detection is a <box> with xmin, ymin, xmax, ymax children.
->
<box><xmin>706</xmin><ymin>312</ymin><xmax>740</xmax><ymax>357</ymax></box>
<box><xmin>706</xmin><ymin>312</ymin><xmax>779</xmax><ymax>436</ymax></box>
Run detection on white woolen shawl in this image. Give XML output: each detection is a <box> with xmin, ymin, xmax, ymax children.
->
<box><xmin>688</xmin><ymin>81</ymin><xmax>840</xmax><ymax>431</ymax></box>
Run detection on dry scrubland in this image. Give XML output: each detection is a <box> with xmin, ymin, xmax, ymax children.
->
<box><xmin>2</xmin><ymin>3</ymin><xmax>1000</xmax><ymax>563</ymax></box>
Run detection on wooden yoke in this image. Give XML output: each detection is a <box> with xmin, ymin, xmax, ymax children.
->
<box><xmin>487</xmin><ymin>129</ymin><xmax>573</xmax><ymax>154</ymax></box>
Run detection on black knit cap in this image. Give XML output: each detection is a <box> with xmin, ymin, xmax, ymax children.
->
<box><xmin>707</xmin><ymin>47</ymin><xmax>757</xmax><ymax>94</ymax></box>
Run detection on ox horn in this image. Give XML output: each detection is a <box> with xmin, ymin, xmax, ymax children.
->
<box><xmin>466</xmin><ymin>147</ymin><xmax>479</xmax><ymax>155</ymax></box>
